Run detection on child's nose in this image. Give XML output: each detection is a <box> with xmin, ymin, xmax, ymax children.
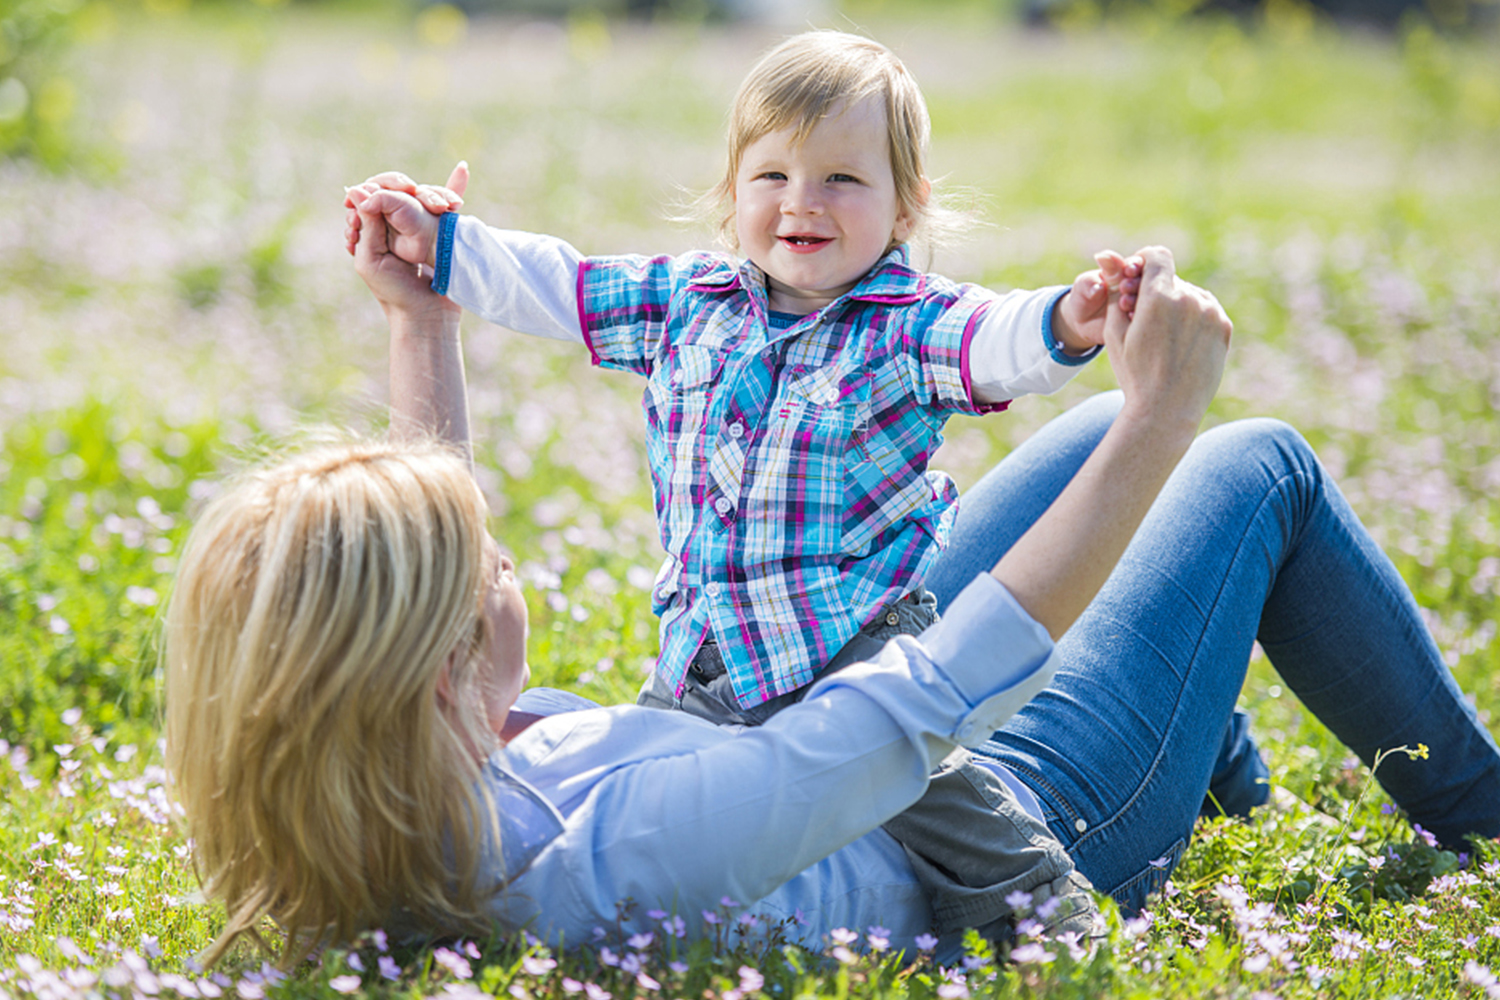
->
<box><xmin>781</xmin><ymin>179</ymin><xmax>823</xmax><ymax>215</ymax></box>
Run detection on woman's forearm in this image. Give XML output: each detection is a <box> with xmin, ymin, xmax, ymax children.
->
<box><xmin>387</xmin><ymin>305</ymin><xmax>472</xmax><ymax>467</ymax></box>
<box><xmin>991</xmin><ymin>406</ymin><xmax>1196</xmax><ymax>639</ymax></box>
<box><xmin>992</xmin><ymin>247</ymin><xmax>1232</xmax><ymax>639</ymax></box>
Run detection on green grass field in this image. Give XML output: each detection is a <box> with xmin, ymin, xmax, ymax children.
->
<box><xmin>3</xmin><ymin>3</ymin><xmax>1500</xmax><ymax>996</ymax></box>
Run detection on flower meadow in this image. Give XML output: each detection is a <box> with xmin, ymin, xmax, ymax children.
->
<box><xmin>3</xmin><ymin>2</ymin><xmax>1500</xmax><ymax>997</ymax></box>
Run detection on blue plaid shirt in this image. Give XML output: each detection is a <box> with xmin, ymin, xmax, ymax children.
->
<box><xmin>580</xmin><ymin>246</ymin><xmax>1043</xmax><ymax>708</ymax></box>
<box><xmin>434</xmin><ymin>217</ymin><xmax>1083</xmax><ymax>710</ymax></box>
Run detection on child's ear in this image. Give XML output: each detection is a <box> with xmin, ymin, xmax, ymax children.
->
<box><xmin>893</xmin><ymin>177</ymin><xmax>931</xmax><ymax>243</ymax></box>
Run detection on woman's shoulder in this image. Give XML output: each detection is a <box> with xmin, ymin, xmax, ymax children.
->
<box><xmin>514</xmin><ymin>687</ymin><xmax>602</xmax><ymax>715</ymax></box>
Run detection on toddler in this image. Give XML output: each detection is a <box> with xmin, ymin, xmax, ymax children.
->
<box><xmin>346</xmin><ymin>30</ymin><xmax>1141</xmax><ymax>727</ymax></box>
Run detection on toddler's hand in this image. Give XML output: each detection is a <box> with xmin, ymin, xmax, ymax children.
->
<box><xmin>345</xmin><ymin>184</ymin><xmax>444</xmax><ymax>270</ymax></box>
<box><xmin>1054</xmin><ymin>250</ymin><xmax>1143</xmax><ymax>352</ymax></box>
<box><xmin>344</xmin><ymin>162</ymin><xmax>469</xmax><ymax>257</ymax></box>
<box><xmin>1093</xmin><ymin>250</ymin><xmax>1143</xmax><ymax>318</ymax></box>
<box><xmin>352</xmin><ymin>188</ymin><xmax>458</xmax><ymax>319</ymax></box>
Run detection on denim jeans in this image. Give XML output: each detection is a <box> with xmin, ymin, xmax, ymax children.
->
<box><xmin>925</xmin><ymin>391</ymin><xmax>1500</xmax><ymax>913</ymax></box>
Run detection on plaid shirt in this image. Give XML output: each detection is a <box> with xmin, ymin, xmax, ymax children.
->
<box><xmin>579</xmin><ymin>246</ymin><xmax>1050</xmax><ymax>708</ymax></box>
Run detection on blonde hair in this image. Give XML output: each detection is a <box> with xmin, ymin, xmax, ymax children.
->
<box><xmin>702</xmin><ymin>30</ymin><xmax>968</xmax><ymax>254</ymax></box>
<box><xmin>165</xmin><ymin>439</ymin><xmax>503</xmax><ymax>966</ymax></box>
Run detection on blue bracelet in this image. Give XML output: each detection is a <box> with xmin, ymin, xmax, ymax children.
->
<box><xmin>1043</xmin><ymin>287</ymin><xmax>1101</xmax><ymax>366</ymax></box>
<box><xmin>430</xmin><ymin>211</ymin><xmax>458</xmax><ymax>296</ymax></box>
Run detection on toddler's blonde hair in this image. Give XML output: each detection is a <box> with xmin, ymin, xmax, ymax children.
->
<box><xmin>165</xmin><ymin>439</ymin><xmax>503</xmax><ymax>966</ymax></box>
<box><xmin>704</xmin><ymin>30</ymin><xmax>965</xmax><ymax>254</ymax></box>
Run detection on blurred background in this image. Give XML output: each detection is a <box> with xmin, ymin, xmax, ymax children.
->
<box><xmin>0</xmin><ymin>0</ymin><xmax>1498</xmax><ymax>746</ymax></box>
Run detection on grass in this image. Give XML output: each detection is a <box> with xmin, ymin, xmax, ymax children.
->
<box><xmin>2</xmin><ymin>2</ymin><xmax>1500</xmax><ymax>996</ymax></box>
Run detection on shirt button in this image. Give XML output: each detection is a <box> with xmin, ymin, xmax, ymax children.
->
<box><xmin>728</xmin><ymin>422</ymin><xmax>745</xmax><ymax>439</ymax></box>
<box><xmin>1074</xmin><ymin>818</ymin><xmax>1088</xmax><ymax>833</ymax></box>
<box><xmin>713</xmin><ymin>496</ymin><xmax>733</xmax><ymax>515</ymax></box>
<box><xmin>705</xmin><ymin>582</ymin><xmax>721</xmax><ymax>598</ymax></box>
<box><xmin>884</xmin><ymin>611</ymin><xmax>900</xmax><ymax>626</ymax></box>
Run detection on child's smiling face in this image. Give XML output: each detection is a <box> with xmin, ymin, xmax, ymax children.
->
<box><xmin>734</xmin><ymin>95</ymin><xmax>916</xmax><ymax>315</ymax></box>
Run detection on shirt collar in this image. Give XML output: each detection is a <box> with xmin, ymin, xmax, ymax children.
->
<box><xmin>845</xmin><ymin>245</ymin><xmax>925</xmax><ymax>304</ymax></box>
<box><xmin>686</xmin><ymin>246</ymin><xmax>926</xmax><ymax>311</ymax></box>
<box><xmin>687</xmin><ymin>244</ymin><xmax>924</xmax><ymax>314</ymax></box>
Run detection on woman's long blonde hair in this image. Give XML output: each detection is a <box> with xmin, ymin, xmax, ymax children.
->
<box><xmin>165</xmin><ymin>440</ymin><xmax>502</xmax><ymax>966</ymax></box>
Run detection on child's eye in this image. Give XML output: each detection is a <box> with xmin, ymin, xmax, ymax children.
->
<box><xmin>757</xmin><ymin>171</ymin><xmax>787</xmax><ymax>182</ymax></box>
<box><xmin>828</xmin><ymin>173</ymin><xmax>860</xmax><ymax>184</ymax></box>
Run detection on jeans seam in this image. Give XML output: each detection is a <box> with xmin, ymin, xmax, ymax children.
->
<box><xmin>1108</xmin><ymin>836</ymin><xmax>1187</xmax><ymax>904</ymax></box>
<box><xmin>1072</xmin><ymin>467</ymin><xmax>1311</xmax><ymax>851</ymax></box>
<box><xmin>992</xmin><ymin>761</ymin><xmax>1082</xmax><ymax>833</ymax></box>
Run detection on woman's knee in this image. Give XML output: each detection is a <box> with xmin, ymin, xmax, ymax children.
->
<box><xmin>1187</xmin><ymin>417</ymin><xmax>1323</xmax><ymax>489</ymax></box>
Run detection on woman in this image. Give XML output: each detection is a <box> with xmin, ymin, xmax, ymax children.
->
<box><xmin>164</xmin><ymin>188</ymin><xmax>1500</xmax><ymax>968</ymax></box>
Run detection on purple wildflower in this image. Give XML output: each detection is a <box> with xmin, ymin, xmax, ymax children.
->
<box><xmin>522</xmin><ymin>956</ymin><xmax>557</xmax><ymax>976</ymax></box>
<box><xmin>1010</xmin><ymin>943</ymin><xmax>1056</xmax><ymax>965</ymax></box>
<box><xmin>738</xmin><ymin>966</ymin><xmax>764</xmax><ymax>992</ymax></box>
<box><xmin>434</xmin><ymin>948</ymin><xmax>473</xmax><ymax>980</ymax></box>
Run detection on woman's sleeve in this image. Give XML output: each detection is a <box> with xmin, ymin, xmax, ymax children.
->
<box><xmin>505</xmin><ymin>573</ymin><xmax>1058</xmax><ymax>942</ymax></box>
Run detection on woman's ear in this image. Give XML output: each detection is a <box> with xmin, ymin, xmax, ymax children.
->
<box><xmin>893</xmin><ymin>176</ymin><xmax>931</xmax><ymax>243</ymax></box>
<box><xmin>435</xmin><ymin>649</ymin><xmax>459</xmax><ymax>711</ymax></box>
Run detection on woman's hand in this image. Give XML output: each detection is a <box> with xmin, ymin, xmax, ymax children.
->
<box><xmin>344</xmin><ymin>162</ymin><xmax>469</xmax><ymax>257</ymax></box>
<box><xmin>1104</xmin><ymin>246</ymin><xmax>1232</xmax><ymax>442</ymax></box>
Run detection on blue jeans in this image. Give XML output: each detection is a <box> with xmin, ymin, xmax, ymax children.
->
<box><xmin>926</xmin><ymin>392</ymin><xmax>1500</xmax><ymax>913</ymax></box>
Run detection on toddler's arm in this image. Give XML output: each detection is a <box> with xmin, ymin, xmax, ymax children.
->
<box><xmin>342</xmin><ymin>164</ymin><xmax>590</xmax><ymax>347</ymax></box>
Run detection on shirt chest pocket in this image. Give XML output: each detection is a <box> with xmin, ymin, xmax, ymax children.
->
<box><xmin>768</xmin><ymin>364</ymin><xmax>872</xmax><ymax>493</ymax></box>
<box><xmin>646</xmin><ymin>345</ymin><xmax>726</xmax><ymax>442</ymax></box>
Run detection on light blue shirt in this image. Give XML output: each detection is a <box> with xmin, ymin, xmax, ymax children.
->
<box><xmin>479</xmin><ymin>573</ymin><xmax>1056</xmax><ymax>959</ymax></box>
